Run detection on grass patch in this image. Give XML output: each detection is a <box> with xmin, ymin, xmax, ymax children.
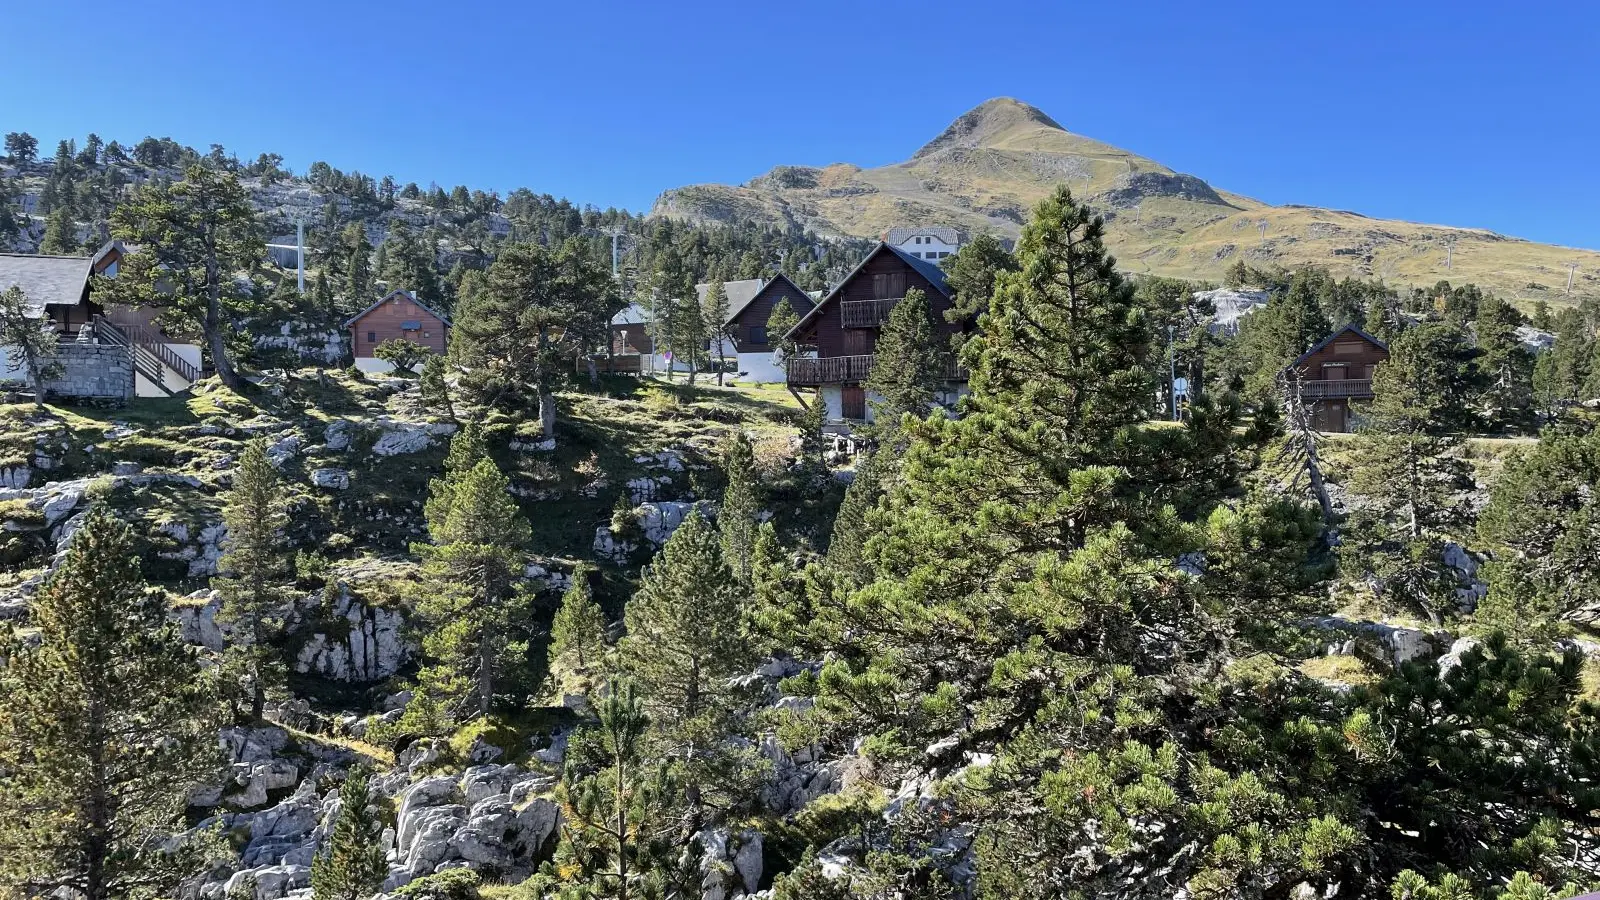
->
<box><xmin>1299</xmin><ymin>654</ymin><xmax>1381</xmax><ymax>687</ymax></box>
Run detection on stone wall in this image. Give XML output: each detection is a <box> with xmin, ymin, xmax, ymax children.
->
<box><xmin>41</xmin><ymin>343</ymin><xmax>134</xmax><ymax>403</ymax></box>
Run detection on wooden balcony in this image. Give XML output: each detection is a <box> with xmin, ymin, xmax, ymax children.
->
<box><xmin>1299</xmin><ymin>378</ymin><xmax>1373</xmax><ymax>400</ymax></box>
<box><xmin>841</xmin><ymin>298</ymin><xmax>900</xmax><ymax>329</ymax></box>
<box><xmin>786</xmin><ymin>354</ymin><xmax>969</xmax><ymax>385</ymax></box>
<box><xmin>787</xmin><ymin>354</ymin><xmax>875</xmax><ymax>385</ymax></box>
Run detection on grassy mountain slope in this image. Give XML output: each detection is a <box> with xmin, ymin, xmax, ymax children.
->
<box><xmin>652</xmin><ymin>98</ymin><xmax>1600</xmax><ymax>306</ymax></box>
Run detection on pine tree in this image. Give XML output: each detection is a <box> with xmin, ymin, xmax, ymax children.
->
<box><xmin>622</xmin><ymin>511</ymin><xmax>753</xmax><ymax>827</ymax></box>
<box><xmin>216</xmin><ymin>438</ymin><xmax>291</xmax><ymax>720</ymax></box>
<box><xmin>549</xmin><ymin>565</ymin><xmax>607</xmax><ymax>696</ymax></box>
<box><xmin>341</xmin><ymin>223</ymin><xmax>374</xmax><ymax>312</ymax></box>
<box><xmin>767</xmin><ymin>297</ymin><xmax>802</xmax><ymax>362</ymax></box>
<box><xmin>1474</xmin><ymin>296</ymin><xmax>1534</xmax><ymax>433</ymax></box>
<box><xmin>39</xmin><ymin>205</ymin><xmax>77</xmax><ymax>254</ymax></box>
<box><xmin>413</xmin><ymin>454</ymin><xmax>530</xmax><ymax>719</ymax></box>
<box><xmin>419</xmin><ymin>355</ymin><xmax>456</xmax><ymax>421</ymax></box>
<box><xmin>718</xmin><ymin>430</ymin><xmax>761</xmax><ymax>589</ymax></box>
<box><xmin>106</xmin><ymin>164</ymin><xmax>263</xmax><ymax>389</ymax></box>
<box><xmin>0</xmin><ymin>285</ymin><xmax>60</xmax><ymax>407</ymax></box>
<box><xmin>863</xmin><ymin>287</ymin><xmax>944</xmax><ymax>436</ymax></box>
<box><xmin>1532</xmin><ymin>307</ymin><xmax>1593</xmax><ymax>411</ymax></box>
<box><xmin>825</xmin><ymin>448</ymin><xmax>886</xmax><ymax>588</ymax></box>
<box><xmin>702</xmin><ymin>270</ymin><xmax>731</xmax><ymax>386</ymax></box>
<box><xmin>0</xmin><ymin>508</ymin><xmax>220</xmax><ymax>900</ymax></box>
<box><xmin>547</xmin><ymin>677</ymin><xmax>689</xmax><ymax>900</ymax></box>
<box><xmin>311</xmin><ymin>767</ymin><xmax>388</xmax><ymax>900</ymax></box>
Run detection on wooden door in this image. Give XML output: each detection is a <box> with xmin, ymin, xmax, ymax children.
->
<box><xmin>841</xmin><ymin>386</ymin><xmax>866</xmax><ymax>421</ymax></box>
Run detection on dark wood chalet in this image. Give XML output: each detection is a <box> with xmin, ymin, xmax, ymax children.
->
<box><xmin>716</xmin><ymin>273</ymin><xmax>815</xmax><ymax>354</ymax></box>
<box><xmin>1286</xmin><ymin>324</ymin><xmax>1389</xmax><ymax>433</ymax></box>
<box><xmin>783</xmin><ymin>243</ymin><xmax>961</xmax><ymax>417</ymax></box>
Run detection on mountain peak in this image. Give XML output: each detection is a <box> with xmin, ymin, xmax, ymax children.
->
<box><xmin>913</xmin><ymin>98</ymin><xmax>1065</xmax><ymax>159</ymax></box>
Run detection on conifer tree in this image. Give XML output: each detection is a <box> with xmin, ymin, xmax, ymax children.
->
<box><xmin>1532</xmin><ymin>306</ymin><xmax>1593</xmax><ymax>411</ymax></box>
<box><xmin>216</xmin><ymin>438</ymin><xmax>291</xmax><ymax>719</ymax></box>
<box><xmin>0</xmin><ymin>285</ymin><xmax>59</xmax><ymax>407</ymax></box>
<box><xmin>0</xmin><ymin>508</ymin><xmax>220</xmax><ymax>900</ymax></box>
<box><xmin>702</xmin><ymin>270</ymin><xmax>731</xmax><ymax>386</ymax></box>
<box><xmin>310</xmin><ymin>767</ymin><xmax>387</xmax><ymax>900</ymax></box>
<box><xmin>340</xmin><ymin>222</ymin><xmax>375</xmax><ymax>312</ymax></box>
<box><xmin>863</xmin><ymin>287</ymin><xmax>943</xmax><ymax>436</ymax></box>
<box><xmin>549</xmin><ymin>565</ymin><xmax>607</xmax><ymax>696</ymax></box>
<box><xmin>622</xmin><ymin>511</ymin><xmax>753</xmax><ymax>828</ymax></box>
<box><xmin>825</xmin><ymin>448</ymin><xmax>886</xmax><ymax>587</ymax></box>
<box><xmin>941</xmin><ymin>233</ymin><xmax>1017</xmax><ymax>327</ymax></box>
<box><xmin>767</xmin><ymin>297</ymin><xmax>802</xmax><ymax>362</ymax></box>
<box><xmin>1474</xmin><ymin>296</ymin><xmax>1534</xmax><ymax>433</ymax></box>
<box><xmin>39</xmin><ymin>205</ymin><xmax>77</xmax><ymax>254</ymax></box>
<box><xmin>718</xmin><ymin>430</ymin><xmax>761</xmax><ymax>589</ymax></box>
<box><xmin>419</xmin><ymin>355</ymin><xmax>456</xmax><ymax>421</ymax></box>
<box><xmin>547</xmin><ymin>677</ymin><xmax>689</xmax><ymax>900</ymax></box>
<box><xmin>106</xmin><ymin>164</ymin><xmax>263</xmax><ymax>389</ymax></box>
<box><xmin>414</xmin><ymin>452</ymin><xmax>530</xmax><ymax>719</ymax></box>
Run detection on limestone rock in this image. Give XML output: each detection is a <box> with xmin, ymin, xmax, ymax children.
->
<box><xmin>290</xmin><ymin>586</ymin><xmax>409</xmax><ymax>683</ymax></box>
<box><xmin>372</xmin><ymin>426</ymin><xmax>433</xmax><ymax>456</ymax></box>
<box><xmin>310</xmin><ymin>467</ymin><xmax>350</xmax><ymax>490</ymax></box>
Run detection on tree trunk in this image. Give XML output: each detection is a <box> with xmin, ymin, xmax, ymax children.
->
<box><xmin>538</xmin><ymin>388</ymin><xmax>557</xmax><ymax>442</ymax></box>
<box><xmin>478</xmin><ymin>629</ymin><xmax>493</xmax><ymax>717</ymax></box>
<box><xmin>586</xmin><ymin>355</ymin><xmax>599</xmax><ymax>386</ymax></box>
<box><xmin>206</xmin><ymin>282</ymin><xmax>241</xmax><ymax>390</ymax></box>
<box><xmin>26</xmin><ymin>353</ymin><xmax>45</xmax><ymax>409</ymax></box>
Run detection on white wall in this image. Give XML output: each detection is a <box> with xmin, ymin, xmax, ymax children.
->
<box><xmin>730</xmin><ymin>351</ymin><xmax>787</xmax><ymax>384</ymax></box>
<box><xmin>892</xmin><ymin>235</ymin><xmax>960</xmax><ymax>260</ymax></box>
<box><xmin>0</xmin><ymin>346</ymin><xmax>25</xmax><ymax>383</ymax></box>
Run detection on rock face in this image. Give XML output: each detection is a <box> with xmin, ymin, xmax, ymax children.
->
<box><xmin>1193</xmin><ymin>288</ymin><xmax>1269</xmax><ymax>335</ymax></box>
<box><xmin>310</xmin><ymin>467</ymin><xmax>350</xmax><ymax>490</ymax></box>
<box><xmin>172</xmin><ymin>589</ymin><xmax>226</xmax><ymax>651</ymax></box>
<box><xmin>1308</xmin><ymin>616</ymin><xmax>1438</xmax><ymax>666</ymax></box>
<box><xmin>211</xmin><ymin>726</ymin><xmax>301</xmax><ymax>810</ymax></box>
<box><xmin>291</xmin><ymin>587</ymin><xmax>409</xmax><ymax>683</ymax></box>
<box><xmin>390</xmin><ymin>767</ymin><xmax>560</xmax><ymax>886</ymax></box>
<box><xmin>636</xmin><ymin>501</ymin><xmax>714</xmax><ymax>547</ymax></box>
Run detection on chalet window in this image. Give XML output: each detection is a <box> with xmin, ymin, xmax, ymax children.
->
<box><xmin>872</xmin><ymin>272</ymin><xmax>906</xmax><ymax>299</ymax></box>
<box><xmin>749</xmin><ymin>325</ymin><xmax>768</xmax><ymax>345</ymax></box>
<box><xmin>401</xmin><ymin>320</ymin><xmax>422</xmax><ymax>331</ymax></box>
<box><xmin>1333</xmin><ymin>341</ymin><xmax>1364</xmax><ymax>356</ymax></box>
<box><xmin>367</xmin><ymin>331</ymin><xmax>376</xmax><ymax>343</ymax></box>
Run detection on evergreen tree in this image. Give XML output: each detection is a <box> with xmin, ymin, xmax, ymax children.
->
<box><xmin>413</xmin><ymin>453</ymin><xmax>530</xmax><ymax>719</ymax></box>
<box><xmin>340</xmin><ymin>223</ymin><xmax>375</xmax><ymax>312</ymax></box>
<box><xmin>549</xmin><ymin>565</ymin><xmax>607</xmax><ymax>697</ymax></box>
<box><xmin>702</xmin><ymin>270</ymin><xmax>732</xmax><ymax>386</ymax></box>
<box><xmin>310</xmin><ymin>767</ymin><xmax>388</xmax><ymax>900</ymax></box>
<box><xmin>824</xmin><ymin>448</ymin><xmax>886</xmax><ymax>588</ymax></box>
<box><xmin>39</xmin><ymin>205</ymin><xmax>77</xmax><ymax>254</ymax></box>
<box><xmin>450</xmin><ymin>242</ymin><xmax>618</xmax><ymax>437</ymax></box>
<box><xmin>940</xmin><ymin>233</ymin><xmax>1017</xmax><ymax>327</ymax></box>
<box><xmin>622</xmin><ymin>511</ymin><xmax>753</xmax><ymax>827</ymax></box>
<box><xmin>862</xmin><ymin>287</ymin><xmax>944</xmax><ymax>435</ymax></box>
<box><xmin>0</xmin><ymin>285</ymin><xmax>60</xmax><ymax>407</ymax></box>
<box><xmin>1532</xmin><ymin>307</ymin><xmax>1593</xmax><ymax>411</ymax></box>
<box><xmin>216</xmin><ymin>438</ymin><xmax>291</xmax><ymax>720</ymax></box>
<box><xmin>419</xmin><ymin>355</ymin><xmax>456</xmax><ymax>421</ymax></box>
<box><xmin>3</xmin><ymin>131</ymin><xmax>38</xmax><ymax>164</ymax></box>
<box><xmin>718</xmin><ymin>430</ymin><xmax>761</xmax><ymax>590</ymax></box>
<box><xmin>1474</xmin><ymin>296</ymin><xmax>1534</xmax><ymax>433</ymax></box>
<box><xmin>767</xmin><ymin>296</ymin><xmax>802</xmax><ymax>361</ymax></box>
<box><xmin>106</xmin><ymin>164</ymin><xmax>264</xmax><ymax>389</ymax></box>
<box><xmin>546</xmin><ymin>677</ymin><xmax>689</xmax><ymax>900</ymax></box>
<box><xmin>0</xmin><ymin>509</ymin><xmax>220</xmax><ymax>900</ymax></box>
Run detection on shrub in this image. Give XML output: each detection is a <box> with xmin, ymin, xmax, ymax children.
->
<box><xmin>374</xmin><ymin>339</ymin><xmax>429</xmax><ymax>376</ymax></box>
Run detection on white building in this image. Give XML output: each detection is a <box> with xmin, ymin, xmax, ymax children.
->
<box><xmin>884</xmin><ymin>225</ymin><xmax>964</xmax><ymax>262</ymax></box>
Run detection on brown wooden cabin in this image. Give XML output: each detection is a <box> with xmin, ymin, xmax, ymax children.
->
<box><xmin>0</xmin><ymin>241</ymin><xmax>126</xmax><ymax>336</ymax></box>
<box><xmin>345</xmin><ymin>289</ymin><xmax>450</xmax><ymax>359</ymax></box>
<box><xmin>783</xmin><ymin>243</ymin><xmax>961</xmax><ymax>420</ymax></box>
<box><xmin>708</xmin><ymin>274</ymin><xmax>816</xmax><ymax>354</ymax></box>
<box><xmin>1286</xmin><ymin>324</ymin><xmax>1389</xmax><ymax>433</ymax></box>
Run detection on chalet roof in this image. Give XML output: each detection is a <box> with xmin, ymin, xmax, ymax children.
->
<box><xmin>783</xmin><ymin>243</ymin><xmax>953</xmax><ymax>341</ymax></box>
<box><xmin>612</xmin><ymin>302</ymin><xmax>649</xmax><ymax>326</ymax></box>
<box><xmin>885</xmin><ymin>225</ymin><xmax>963</xmax><ymax>245</ymax></box>
<box><xmin>1289</xmin><ymin>323</ymin><xmax>1389</xmax><ymax>368</ymax></box>
<box><xmin>694</xmin><ymin>278</ymin><xmax>766</xmax><ymax>323</ymax></box>
<box><xmin>720</xmin><ymin>273</ymin><xmax>817</xmax><ymax>325</ymax></box>
<box><xmin>0</xmin><ymin>253</ymin><xmax>95</xmax><ymax>317</ymax></box>
<box><xmin>343</xmin><ymin>289</ymin><xmax>452</xmax><ymax>328</ymax></box>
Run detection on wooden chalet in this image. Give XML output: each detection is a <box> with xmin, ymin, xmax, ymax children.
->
<box><xmin>783</xmin><ymin>242</ymin><xmax>961</xmax><ymax>422</ymax></box>
<box><xmin>345</xmin><ymin>289</ymin><xmax>450</xmax><ymax>369</ymax></box>
<box><xmin>710</xmin><ymin>273</ymin><xmax>815</xmax><ymax>355</ymax></box>
<box><xmin>1286</xmin><ymin>324</ymin><xmax>1389</xmax><ymax>433</ymax></box>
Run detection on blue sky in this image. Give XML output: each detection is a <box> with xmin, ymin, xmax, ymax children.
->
<box><xmin>3</xmin><ymin>0</ymin><xmax>1597</xmax><ymax>248</ymax></box>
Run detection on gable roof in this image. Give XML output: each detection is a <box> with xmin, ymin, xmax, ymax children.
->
<box><xmin>885</xmin><ymin>225</ymin><xmax>963</xmax><ymax>246</ymax></box>
<box><xmin>343</xmin><ymin>289</ymin><xmax>452</xmax><ymax>328</ymax></box>
<box><xmin>694</xmin><ymin>278</ymin><xmax>766</xmax><ymax>323</ymax></box>
<box><xmin>0</xmin><ymin>253</ymin><xmax>96</xmax><ymax>317</ymax></box>
<box><xmin>612</xmin><ymin>302</ymin><xmax>649</xmax><ymax>326</ymax></box>
<box><xmin>784</xmin><ymin>242</ymin><xmax>954</xmax><ymax>341</ymax></box>
<box><xmin>1289</xmin><ymin>323</ymin><xmax>1389</xmax><ymax>368</ymax></box>
<box><xmin>721</xmin><ymin>273</ymin><xmax>817</xmax><ymax>325</ymax></box>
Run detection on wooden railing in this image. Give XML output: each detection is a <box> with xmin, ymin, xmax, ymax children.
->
<box><xmin>787</xmin><ymin>354</ymin><xmax>875</xmax><ymax>385</ymax></box>
<box><xmin>1299</xmin><ymin>378</ymin><xmax>1372</xmax><ymax>399</ymax></box>
<box><xmin>93</xmin><ymin>316</ymin><xmax>201</xmax><ymax>386</ymax></box>
<box><xmin>787</xmin><ymin>354</ymin><xmax>969</xmax><ymax>385</ymax></box>
<box><xmin>841</xmin><ymin>298</ymin><xmax>900</xmax><ymax>329</ymax></box>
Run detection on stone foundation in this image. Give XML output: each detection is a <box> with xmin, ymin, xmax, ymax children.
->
<box><xmin>40</xmin><ymin>343</ymin><xmax>134</xmax><ymax>403</ymax></box>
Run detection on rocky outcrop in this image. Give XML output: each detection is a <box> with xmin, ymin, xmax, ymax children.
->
<box><xmin>291</xmin><ymin>585</ymin><xmax>410</xmax><ymax>683</ymax></box>
<box><xmin>390</xmin><ymin>766</ymin><xmax>560</xmax><ymax>886</ymax></box>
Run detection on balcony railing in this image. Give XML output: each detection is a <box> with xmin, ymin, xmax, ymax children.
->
<box><xmin>786</xmin><ymin>354</ymin><xmax>969</xmax><ymax>385</ymax></box>
<box><xmin>787</xmin><ymin>354</ymin><xmax>875</xmax><ymax>385</ymax></box>
<box><xmin>1299</xmin><ymin>378</ymin><xmax>1373</xmax><ymax>399</ymax></box>
<box><xmin>841</xmin><ymin>298</ymin><xmax>900</xmax><ymax>329</ymax></box>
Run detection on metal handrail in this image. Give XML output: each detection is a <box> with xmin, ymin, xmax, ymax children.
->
<box><xmin>93</xmin><ymin>316</ymin><xmax>200</xmax><ymax>384</ymax></box>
